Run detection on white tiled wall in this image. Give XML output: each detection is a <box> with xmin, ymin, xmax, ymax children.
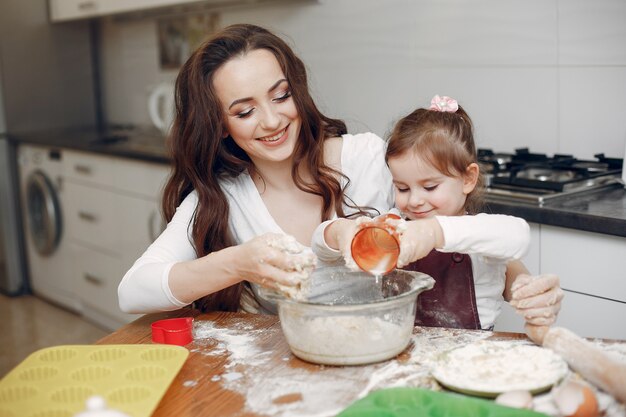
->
<box><xmin>98</xmin><ymin>0</ymin><xmax>626</xmax><ymax>157</ymax></box>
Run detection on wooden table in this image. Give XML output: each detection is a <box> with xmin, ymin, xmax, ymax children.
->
<box><xmin>97</xmin><ymin>309</ymin><xmax>626</xmax><ymax>417</ymax></box>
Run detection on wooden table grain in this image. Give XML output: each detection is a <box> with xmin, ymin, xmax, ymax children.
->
<box><xmin>96</xmin><ymin>310</ymin><xmax>624</xmax><ymax>417</ymax></box>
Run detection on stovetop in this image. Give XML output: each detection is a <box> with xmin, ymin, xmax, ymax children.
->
<box><xmin>478</xmin><ymin>148</ymin><xmax>624</xmax><ymax>205</ymax></box>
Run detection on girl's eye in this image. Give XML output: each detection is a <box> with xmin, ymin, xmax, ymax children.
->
<box><xmin>235</xmin><ymin>108</ymin><xmax>254</xmax><ymax>119</ymax></box>
<box><xmin>395</xmin><ymin>185</ymin><xmax>409</xmax><ymax>193</ymax></box>
<box><xmin>273</xmin><ymin>90</ymin><xmax>292</xmax><ymax>102</ymax></box>
<box><xmin>424</xmin><ymin>185</ymin><xmax>438</xmax><ymax>191</ymax></box>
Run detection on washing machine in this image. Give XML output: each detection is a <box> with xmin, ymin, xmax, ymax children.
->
<box><xmin>18</xmin><ymin>144</ymin><xmax>79</xmax><ymax>312</ymax></box>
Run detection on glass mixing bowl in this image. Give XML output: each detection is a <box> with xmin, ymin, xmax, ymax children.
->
<box><xmin>264</xmin><ymin>266</ymin><xmax>434</xmax><ymax>366</ymax></box>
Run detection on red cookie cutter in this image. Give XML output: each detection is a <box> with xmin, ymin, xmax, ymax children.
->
<box><xmin>151</xmin><ymin>317</ymin><xmax>194</xmax><ymax>346</ymax></box>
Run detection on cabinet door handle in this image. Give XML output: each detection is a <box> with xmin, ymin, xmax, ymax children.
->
<box><xmin>78</xmin><ymin>211</ymin><xmax>98</xmax><ymax>222</ymax></box>
<box><xmin>77</xmin><ymin>1</ymin><xmax>96</xmax><ymax>11</ymax></box>
<box><xmin>83</xmin><ymin>273</ymin><xmax>104</xmax><ymax>286</ymax></box>
<box><xmin>74</xmin><ymin>164</ymin><xmax>92</xmax><ymax>175</ymax></box>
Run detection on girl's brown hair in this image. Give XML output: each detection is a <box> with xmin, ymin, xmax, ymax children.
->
<box><xmin>385</xmin><ymin>104</ymin><xmax>484</xmax><ymax>214</ymax></box>
<box><xmin>162</xmin><ymin>24</ymin><xmax>351</xmax><ymax>311</ymax></box>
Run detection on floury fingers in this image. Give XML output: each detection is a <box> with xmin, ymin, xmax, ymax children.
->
<box><xmin>265</xmin><ymin>234</ymin><xmax>317</xmax><ymax>300</ymax></box>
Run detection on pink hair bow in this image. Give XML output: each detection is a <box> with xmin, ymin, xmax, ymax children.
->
<box><xmin>429</xmin><ymin>95</ymin><xmax>458</xmax><ymax>113</ymax></box>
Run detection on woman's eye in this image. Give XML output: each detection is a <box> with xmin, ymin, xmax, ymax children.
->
<box><xmin>235</xmin><ymin>108</ymin><xmax>254</xmax><ymax>119</ymax></box>
<box><xmin>273</xmin><ymin>90</ymin><xmax>292</xmax><ymax>102</ymax></box>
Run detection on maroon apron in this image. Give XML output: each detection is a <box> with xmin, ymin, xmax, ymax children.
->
<box><xmin>403</xmin><ymin>250</ymin><xmax>482</xmax><ymax>330</ymax></box>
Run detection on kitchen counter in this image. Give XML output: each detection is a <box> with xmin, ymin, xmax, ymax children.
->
<box><xmin>485</xmin><ymin>185</ymin><xmax>626</xmax><ymax>238</ymax></box>
<box><xmin>9</xmin><ymin>128</ymin><xmax>626</xmax><ymax>237</ymax></box>
<box><xmin>97</xmin><ymin>310</ymin><xmax>626</xmax><ymax>417</ymax></box>
<box><xmin>8</xmin><ymin>127</ymin><xmax>170</xmax><ymax>164</ymax></box>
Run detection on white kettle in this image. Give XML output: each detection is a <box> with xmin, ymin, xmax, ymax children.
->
<box><xmin>148</xmin><ymin>82</ymin><xmax>175</xmax><ymax>135</ymax></box>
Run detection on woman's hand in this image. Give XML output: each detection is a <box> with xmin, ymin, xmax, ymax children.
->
<box><xmin>169</xmin><ymin>233</ymin><xmax>315</xmax><ymax>305</ymax></box>
<box><xmin>235</xmin><ymin>233</ymin><xmax>316</xmax><ymax>291</ymax></box>
<box><xmin>509</xmin><ymin>274</ymin><xmax>564</xmax><ymax>326</ymax></box>
<box><xmin>324</xmin><ymin>217</ymin><xmax>367</xmax><ymax>269</ymax></box>
<box><xmin>395</xmin><ymin>218</ymin><xmax>444</xmax><ymax>267</ymax></box>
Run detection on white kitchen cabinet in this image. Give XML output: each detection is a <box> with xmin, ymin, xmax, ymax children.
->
<box><xmin>49</xmin><ymin>0</ymin><xmax>101</xmax><ymax>21</ymax></box>
<box><xmin>63</xmin><ymin>149</ymin><xmax>169</xmax><ymax>330</ymax></box>
<box><xmin>554</xmin><ymin>291</ymin><xmax>626</xmax><ymax>341</ymax></box>
<box><xmin>49</xmin><ymin>0</ymin><xmax>269</xmax><ymax>22</ymax></box>
<box><xmin>540</xmin><ymin>225</ymin><xmax>626</xmax><ymax>340</ymax></box>
<box><xmin>495</xmin><ymin>223</ymin><xmax>626</xmax><ymax>340</ymax></box>
<box><xmin>494</xmin><ymin>222</ymin><xmax>540</xmax><ymax>334</ymax></box>
<box><xmin>49</xmin><ymin>0</ymin><xmax>203</xmax><ymax>22</ymax></box>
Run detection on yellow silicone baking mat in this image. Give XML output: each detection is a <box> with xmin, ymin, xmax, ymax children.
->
<box><xmin>0</xmin><ymin>344</ymin><xmax>189</xmax><ymax>417</ymax></box>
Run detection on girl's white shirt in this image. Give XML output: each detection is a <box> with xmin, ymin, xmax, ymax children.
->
<box><xmin>117</xmin><ymin>132</ymin><xmax>394</xmax><ymax>313</ymax></box>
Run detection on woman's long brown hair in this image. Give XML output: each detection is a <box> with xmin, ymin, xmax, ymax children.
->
<box><xmin>162</xmin><ymin>24</ymin><xmax>351</xmax><ymax>311</ymax></box>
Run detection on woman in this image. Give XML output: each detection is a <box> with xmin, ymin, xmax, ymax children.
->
<box><xmin>118</xmin><ymin>24</ymin><xmax>394</xmax><ymax>314</ymax></box>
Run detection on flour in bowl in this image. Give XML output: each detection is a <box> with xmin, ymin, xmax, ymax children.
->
<box><xmin>280</xmin><ymin>313</ymin><xmax>414</xmax><ymax>365</ymax></box>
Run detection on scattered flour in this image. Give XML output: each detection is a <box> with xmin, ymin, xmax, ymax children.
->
<box><xmin>222</xmin><ymin>372</ymin><xmax>243</xmax><ymax>382</ymax></box>
<box><xmin>186</xmin><ymin>320</ymin><xmax>626</xmax><ymax>417</ymax></box>
<box><xmin>192</xmin><ymin>320</ymin><xmax>270</xmax><ymax>367</ymax></box>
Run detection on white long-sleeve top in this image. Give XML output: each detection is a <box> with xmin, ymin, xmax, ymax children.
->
<box><xmin>311</xmin><ymin>213</ymin><xmax>531</xmax><ymax>329</ymax></box>
<box><xmin>118</xmin><ymin>132</ymin><xmax>395</xmax><ymax>313</ymax></box>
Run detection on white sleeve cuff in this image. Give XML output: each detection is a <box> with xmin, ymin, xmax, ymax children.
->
<box><xmin>118</xmin><ymin>261</ymin><xmax>187</xmax><ymax>313</ymax></box>
<box><xmin>161</xmin><ymin>262</ymin><xmax>188</xmax><ymax>308</ymax></box>
<box><xmin>310</xmin><ymin>219</ymin><xmax>343</xmax><ymax>263</ymax></box>
<box><xmin>436</xmin><ymin>213</ymin><xmax>530</xmax><ymax>260</ymax></box>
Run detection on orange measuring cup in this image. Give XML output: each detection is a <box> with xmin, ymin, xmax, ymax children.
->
<box><xmin>350</xmin><ymin>213</ymin><xmax>401</xmax><ymax>275</ymax></box>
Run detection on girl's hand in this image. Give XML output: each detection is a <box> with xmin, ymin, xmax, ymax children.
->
<box><xmin>395</xmin><ymin>218</ymin><xmax>443</xmax><ymax>267</ymax></box>
<box><xmin>236</xmin><ymin>233</ymin><xmax>316</xmax><ymax>290</ymax></box>
<box><xmin>509</xmin><ymin>274</ymin><xmax>564</xmax><ymax>326</ymax></box>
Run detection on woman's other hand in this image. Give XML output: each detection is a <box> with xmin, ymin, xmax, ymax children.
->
<box><xmin>324</xmin><ymin>217</ymin><xmax>366</xmax><ymax>269</ymax></box>
<box><xmin>509</xmin><ymin>273</ymin><xmax>564</xmax><ymax>326</ymax></box>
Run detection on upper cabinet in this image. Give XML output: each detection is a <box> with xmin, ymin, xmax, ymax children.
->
<box><xmin>49</xmin><ymin>0</ymin><xmax>249</xmax><ymax>22</ymax></box>
<box><xmin>49</xmin><ymin>0</ymin><xmax>205</xmax><ymax>22</ymax></box>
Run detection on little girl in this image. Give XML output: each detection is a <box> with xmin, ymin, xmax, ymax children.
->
<box><xmin>312</xmin><ymin>95</ymin><xmax>563</xmax><ymax>330</ymax></box>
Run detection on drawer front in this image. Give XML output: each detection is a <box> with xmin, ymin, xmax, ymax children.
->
<box><xmin>64</xmin><ymin>149</ymin><xmax>170</xmax><ymax>198</ymax></box>
<box><xmin>117</xmin><ymin>195</ymin><xmax>164</xmax><ymax>261</ymax></box>
<box><xmin>113</xmin><ymin>159</ymin><xmax>170</xmax><ymax>199</ymax></box>
<box><xmin>65</xmin><ymin>182</ymin><xmax>118</xmax><ymax>253</ymax></box>
<box><xmin>65</xmin><ymin>181</ymin><xmax>162</xmax><ymax>256</ymax></box>
<box><xmin>74</xmin><ymin>245</ymin><xmax>120</xmax><ymax>308</ymax></box>
<box><xmin>72</xmin><ymin>244</ymin><xmax>138</xmax><ymax>326</ymax></box>
<box><xmin>49</xmin><ymin>0</ymin><xmax>101</xmax><ymax>21</ymax></box>
<box><xmin>497</xmin><ymin>290</ymin><xmax>626</xmax><ymax>340</ymax></box>
<box><xmin>556</xmin><ymin>290</ymin><xmax>626</xmax><ymax>340</ymax></box>
<box><xmin>540</xmin><ymin>225</ymin><xmax>626</xmax><ymax>303</ymax></box>
<box><xmin>63</xmin><ymin>149</ymin><xmax>117</xmax><ymax>188</ymax></box>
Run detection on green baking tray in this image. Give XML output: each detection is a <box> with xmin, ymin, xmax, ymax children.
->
<box><xmin>337</xmin><ymin>387</ymin><xmax>549</xmax><ymax>417</ymax></box>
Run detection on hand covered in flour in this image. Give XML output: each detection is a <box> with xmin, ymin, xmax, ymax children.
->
<box><xmin>509</xmin><ymin>274</ymin><xmax>564</xmax><ymax>326</ymax></box>
<box><xmin>395</xmin><ymin>217</ymin><xmax>444</xmax><ymax>268</ymax></box>
<box><xmin>323</xmin><ymin>217</ymin><xmax>368</xmax><ymax>270</ymax></box>
<box><xmin>238</xmin><ymin>233</ymin><xmax>316</xmax><ymax>299</ymax></box>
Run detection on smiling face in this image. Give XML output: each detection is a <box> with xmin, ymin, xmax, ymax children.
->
<box><xmin>388</xmin><ymin>151</ymin><xmax>478</xmax><ymax>219</ymax></box>
<box><xmin>213</xmin><ymin>49</ymin><xmax>301</xmax><ymax>166</ymax></box>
